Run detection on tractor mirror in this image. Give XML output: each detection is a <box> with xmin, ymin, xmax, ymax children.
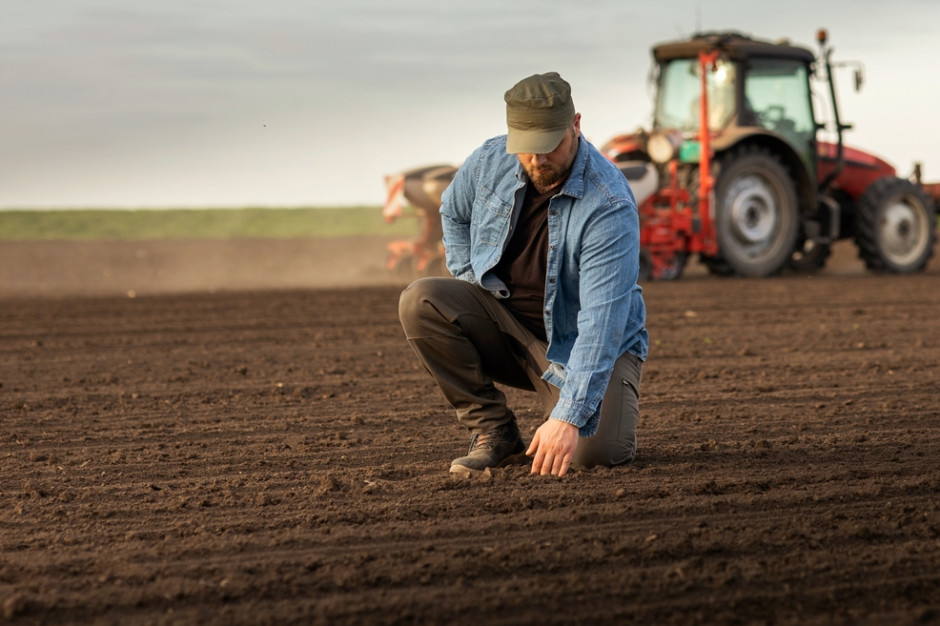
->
<box><xmin>854</xmin><ymin>68</ymin><xmax>863</xmax><ymax>91</ymax></box>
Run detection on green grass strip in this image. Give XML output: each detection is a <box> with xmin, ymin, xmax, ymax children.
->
<box><xmin>0</xmin><ymin>207</ymin><xmax>422</xmax><ymax>240</ymax></box>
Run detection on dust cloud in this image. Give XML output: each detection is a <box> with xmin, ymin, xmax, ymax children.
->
<box><xmin>0</xmin><ymin>237</ymin><xmax>406</xmax><ymax>298</ymax></box>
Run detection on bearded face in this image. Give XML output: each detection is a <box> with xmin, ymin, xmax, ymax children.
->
<box><xmin>516</xmin><ymin>120</ymin><xmax>581</xmax><ymax>193</ymax></box>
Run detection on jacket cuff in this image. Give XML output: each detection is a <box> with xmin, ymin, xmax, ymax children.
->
<box><xmin>549</xmin><ymin>400</ymin><xmax>599</xmax><ymax>438</ymax></box>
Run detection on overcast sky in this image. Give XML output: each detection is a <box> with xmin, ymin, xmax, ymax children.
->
<box><xmin>3</xmin><ymin>0</ymin><xmax>939</xmax><ymax>209</ymax></box>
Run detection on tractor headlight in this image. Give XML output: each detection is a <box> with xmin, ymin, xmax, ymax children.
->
<box><xmin>647</xmin><ymin>131</ymin><xmax>681</xmax><ymax>164</ymax></box>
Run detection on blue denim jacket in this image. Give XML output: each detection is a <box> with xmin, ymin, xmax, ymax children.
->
<box><xmin>440</xmin><ymin>134</ymin><xmax>648</xmax><ymax>436</ymax></box>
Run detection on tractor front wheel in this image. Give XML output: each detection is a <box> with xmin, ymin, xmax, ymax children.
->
<box><xmin>855</xmin><ymin>177</ymin><xmax>936</xmax><ymax>273</ymax></box>
<box><xmin>708</xmin><ymin>146</ymin><xmax>799</xmax><ymax>277</ymax></box>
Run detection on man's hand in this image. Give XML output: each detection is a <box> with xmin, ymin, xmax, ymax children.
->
<box><xmin>526</xmin><ymin>419</ymin><xmax>579</xmax><ymax>477</ymax></box>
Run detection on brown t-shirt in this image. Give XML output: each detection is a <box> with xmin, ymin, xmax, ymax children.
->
<box><xmin>493</xmin><ymin>182</ymin><xmax>554</xmax><ymax>341</ymax></box>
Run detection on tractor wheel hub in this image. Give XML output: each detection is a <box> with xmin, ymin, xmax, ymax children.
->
<box><xmin>881</xmin><ymin>200</ymin><xmax>922</xmax><ymax>260</ymax></box>
<box><xmin>728</xmin><ymin>175</ymin><xmax>776</xmax><ymax>244</ymax></box>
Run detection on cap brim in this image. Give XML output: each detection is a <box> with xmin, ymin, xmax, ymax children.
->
<box><xmin>506</xmin><ymin>127</ymin><xmax>567</xmax><ymax>155</ymax></box>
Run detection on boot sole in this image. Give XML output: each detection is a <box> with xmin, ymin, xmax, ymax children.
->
<box><xmin>449</xmin><ymin>451</ymin><xmax>529</xmax><ymax>474</ymax></box>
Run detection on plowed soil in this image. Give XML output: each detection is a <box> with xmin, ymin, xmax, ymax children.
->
<box><xmin>2</xmin><ymin>237</ymin><xmax>939</xmax><ymax>625</ymax></box>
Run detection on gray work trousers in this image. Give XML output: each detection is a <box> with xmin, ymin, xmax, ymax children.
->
<box><xmin>398</xmin><ymin>277</ymin><xmax>642</xmax><ymax>467</ymax></box>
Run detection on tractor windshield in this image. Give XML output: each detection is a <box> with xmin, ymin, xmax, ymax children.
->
<box><xmin>654</xmin><ymin>57</ymin><xmax>737</xmax><ymax>133</ymax></box>
<box><xmin>742</xmin><ymin>58</ymin><xmax>815</xmax><ymax>166</ymax></box>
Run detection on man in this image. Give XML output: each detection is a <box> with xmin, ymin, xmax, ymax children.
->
<box><xmin>398</xmin><ymin>72</ymin><xmax>648</xmax><ymax>477</ymax></box>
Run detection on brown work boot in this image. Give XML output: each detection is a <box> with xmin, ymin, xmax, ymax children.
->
<box><xmin>449</xmin><ymin>419</ymin><xmax>527</xmax><ymax>474</ymax></box>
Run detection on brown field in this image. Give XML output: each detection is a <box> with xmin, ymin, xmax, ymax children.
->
<box><xmin>1</xmin><ymin>237</ymin><xmax>939</xmax><ymax>625</ymax></box>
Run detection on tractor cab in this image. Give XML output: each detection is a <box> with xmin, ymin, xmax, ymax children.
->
<box><xmin>651</xmin><ymin>33</ymin><xmax>817</xmax><ymax>171</ymax></box>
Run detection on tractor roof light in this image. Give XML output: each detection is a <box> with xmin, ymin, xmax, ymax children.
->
<box><xmin>647</xmin><ymin>131</ymin><xmax>682</xmax><ymax>164</ymax></box>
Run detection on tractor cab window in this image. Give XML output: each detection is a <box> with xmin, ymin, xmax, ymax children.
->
<box><xmin>743</xmin><ymin>58</ymin><xmax>815</xmax><ymax>165</ymax></box>
<box><xmin>654</xmin><ymin>57</ymin><xmax>737</xmax><ymax>133</ymax></box>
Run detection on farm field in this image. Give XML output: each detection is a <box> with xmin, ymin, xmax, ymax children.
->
<box><xmin>1</xmin><ymin>238</ymin><xmax>939</xmax><ymax>625</ymax></box>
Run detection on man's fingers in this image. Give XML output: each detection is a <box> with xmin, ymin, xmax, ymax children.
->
<box><xmin>552</xmin><ymin>455</ymin><xmax>571</xmax><ymax>477</ymax></box>
<box><xmin>528</xmin><ymin>432</ymin><xmax>543</xmax><ymax>474</ymax></box>
<box><xmin>528</xmin><ymin>422</ymin><xmax>576</xmax><ymax>476</ymax></box>
<box><xmin>539</xmin><ymin>455</ymin><xmax>553</xmax><ymax>476</ymax></box>
<box><xmin>525</xmin><ymin>433</ymin><xmax>539</xmax><ymax>457</ymax></box>
<box><xmin>530</xmin><ymin>450</ymin><xmax>544</xmax><ymax>475</ymax></box>
<box><xmin>531</xmin><ymin>450</ymin><xmax>570</xmax><ymax>477</ymax></box>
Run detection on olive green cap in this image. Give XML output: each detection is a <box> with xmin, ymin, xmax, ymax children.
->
<box><xmin>504</xmin><ymin>72</ymin><xmax>575</xmax><ymax>155</ymax></box>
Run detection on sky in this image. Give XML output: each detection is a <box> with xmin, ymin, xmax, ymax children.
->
<box><xmin>3</xmin><ymin>0</ymin><xmax>939</xmax><ymax>209</ymax></box>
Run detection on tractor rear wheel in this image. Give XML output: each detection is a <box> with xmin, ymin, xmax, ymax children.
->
<box><xmin>855</xmin><ymin>177</ymin><xmax>936</xmax><ymax>273</ymax></box>
<box><xmin>707</xmin><ymin>146</ymin><xmax>799</xmax><ymax>277</ymax></box>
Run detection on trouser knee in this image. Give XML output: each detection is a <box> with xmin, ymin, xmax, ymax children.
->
<box><xmin>572</xmin><ymin>436</ymin><xmax>636</xmax><ymax>468</ymax></box>
<box><xmin>399</xmin><ymin>277</ymin><xmax>443</xmax><ymax>334</ymax></box>
<box><xmin>571</xmin><ymin>352</ymin><xmax>642</xmax><ymax>468</ymax></box>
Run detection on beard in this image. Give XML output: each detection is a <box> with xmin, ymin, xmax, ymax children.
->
<box><xmin>520</xmin><ymin>131</ymin><xmax>579</xmax><ymax>192</ymax></box>
<box><xmin>524</xmin><ymin>162</ymin><xmax>572</xmax><ymax>192</ymax></box>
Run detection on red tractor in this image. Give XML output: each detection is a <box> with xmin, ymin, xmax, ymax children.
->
<box><xmin>604</xmin><ymin>29</ymin><xmax>939</xmax><ymax>279</ymax></box>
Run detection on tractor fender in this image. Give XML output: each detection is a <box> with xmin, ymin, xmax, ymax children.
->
<box><xmin>708</xmin><ymin>127</ymin><xmax>817</xmax><ymax>223</ymax></box>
